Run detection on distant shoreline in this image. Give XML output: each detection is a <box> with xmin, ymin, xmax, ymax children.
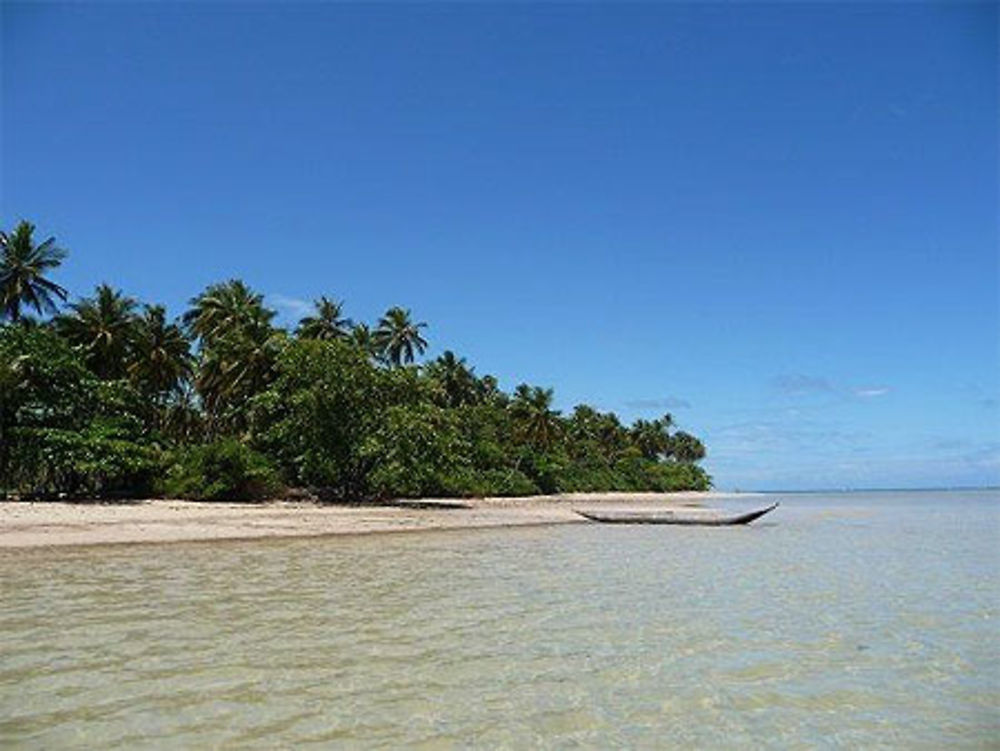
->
<box><xmin>750</xmin><ymin>486</ymin><xmax>1000</xmax><ymax>494</ymax></box>
<box><xmin>0</xmin><ymin>491</ymin><xmax>757</xmax><ymax>550</ymax></box>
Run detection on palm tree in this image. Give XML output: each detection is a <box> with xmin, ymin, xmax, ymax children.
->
<box><xmin>477</xmin><ymin>374</ymin><xmax>506</xmax><ymax>406</ymax></box>
<box><xmin>670</xmin><ymin>431</ymin><xmax>706</xmax><ymax>463</ymax></box>
<box><xmin>0</xmin><ymin>221</ymin><xmax>68</xmax><ymax>322</ymax></box>
<box><xmin>196</xmin><ymin>306</ymin><xmax>285</xmax><ymax>430</ymax></box>
<box><xmin>566</xmin><ymin>404</ymin><xmax>600</xmax><ymax>459</ymax></box>
<box><xmin>595</xmin><ymin>412</ymin><xmax>628</xmax><ymax>461</ymax></box>
<box><xmin>296</xmin><ymin>297</ymin><xmax>352</xmax><ymax>341</ymax></box>
<box><xmin>184</xmin><ymin>280</ymin><xmax>281</xmax><ymax>431</ymax></box>
<box><xmin>56</xmin><ymin>284</ymin><xmax>139</xmax><ymax>380</ymax></box>
<box><xmin>425</xmin><ymin>350</ymin><xmax>478</xmax><ymax>407</ymax></box>
<box><xmin>129</xmin><ymin>305</ymin><xmax>194</xmax><ymax>399</ymax></box>
<box><xmin>184</xmin><ymin>279</ymin><xmax>273</xmax><ymax>345</ymax></box>
<box><xmin>217</xmin><ymin>307</ymin><xmax>285</xmax><ymax>402</ymax></box>
<box><xmin>373</xmin><ymin>307</ymin><xmax>428</xmax><ymax>366</ymax></box>
<box><xmin>347</xmin><ymin>322</ymin><xmax>381</xmax><ymax>360</ymax></box>
<box><xmin>567</xmin><ymin>405</ymin><xmax>627</xmax><ymax>462</ymax></box>
<box><xmin>568</xmin><ymin>405</ymin><xmax>600</xmax><ymax>440</ymax></box>
<box><xmin>161</xmin><ymin>384</ymin><xmax>204</xmax><ymax>443</ymax></box>
<box><xmin>351</xmin><ymin>322</ymin><xmax>372</xmax><ymax>348</ymax></box>
<box><xmin>629</xmin><ymin>417</ymin><xmax>672</xmax><ymax>461</ymax></box>
<box><xmin>510</xmin><ymin>384</ymin><xmax>562</xmax><ymax>450</ymax></box>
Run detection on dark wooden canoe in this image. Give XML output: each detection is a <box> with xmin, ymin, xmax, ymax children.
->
<box><xmin>574</xmin><ymin>502</ymin><xmax>778</xmax><ymax>526</ymax></box>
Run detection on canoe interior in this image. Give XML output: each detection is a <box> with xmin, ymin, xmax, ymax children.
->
<box><xmin>575</xmin><ymin>502</ymin><xmax>778</xmax><ymax>526</ymax></box>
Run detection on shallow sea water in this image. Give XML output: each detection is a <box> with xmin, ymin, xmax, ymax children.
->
<box><xmin>1</xmin><ymin>490</ymin><xmax>998</xmax><ymax>748</ymax></box>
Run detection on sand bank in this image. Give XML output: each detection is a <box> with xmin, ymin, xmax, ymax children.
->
<box><xmin>0</xmin><ymin>492</ymin><xmax>757</xmax><ymax>549</ymax></box>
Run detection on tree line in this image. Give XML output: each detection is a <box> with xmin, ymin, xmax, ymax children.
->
<box><xmin>1</xmin><ymin>220</ymin><xmax>710</xmax><ymax>501</ymax></box>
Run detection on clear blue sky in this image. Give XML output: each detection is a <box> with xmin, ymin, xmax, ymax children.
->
<box><xmin>2</xmin><ymin>2</ymin><xmax>997</xmax><ymax>490</ymax></box>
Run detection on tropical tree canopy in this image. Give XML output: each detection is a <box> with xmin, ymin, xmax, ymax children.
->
<box><xmin>671</xmin><ymin>431</ymin><xmax>707</xmax><ymax>463</ymax></box>
<box><xmin>183</xmin><ymin>280</ymin><xmax>282</xmax><ymax>432</ymax></box>
<box><xmin>630</xmin><ymin>416</ymin><xmax>674</xmax><ymax>461</ymax></box>
<box><xmin>349</xmin><ymin>322</ymin><xmax>377</xmax><ymax>358</ymax></box>
<box><xmin>373</xmin><ymin>306</ymin><xmax>428</xmax><ymax>366</ymax></box>
<box><xmin>0</xmin><ymin>324</ymin><xmax>159</xmax><ymax>497</ymax></box>
<box><xmin>196</xmin><ymin>305</ymin><xmax>285</xmax><ymax>428</ymax></box>
<box><xmin>0</xmin><ymin>221</ymin><xmax>68</xmax><ymax>322</ymax></box>
<box><xmin>2</xmin><ymin>221</ymin><xmax>711</xmax><ymax>501</ymax></box>
<box><xmin>129</xmin><ymin>305</ymin><xmax>194</xmax><ymax>399</ymax></box>
<box><xmin>56</xmin><ymin>284</ymin><xmax>139</xmax><ymax>380</ymax></box>
<box><xmin>184</xmin><ymin>279</ymin><xmax>273</xmax><ymax>346</ymax></box>
<box><xmin>510</xmin><ymin>384</ymin><xmax>562</xmax><ymax>450</ymax></box>
<box><xmin>425</xmin><ymin>350</ymin><xmax>479</xmax><ymax>408</ymax></box>
<box><xmin>296</xmin><ymin>297</ymin><xmax>352</xmax><ymax>341</ymax></box>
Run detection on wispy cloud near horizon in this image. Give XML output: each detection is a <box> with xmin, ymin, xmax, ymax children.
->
<box><xmin>772</xmin><ymin>373</ymin><xmax>892</xmax><ymax>402</ymax></box>
<box><xmin>772</xmin><ymin>374</ymin><xmax>837</xmax><ymax>396</ymax></box>
<box><xmin>624</xmin><ymin>396</ymin><xmax>692</xmax><ymax>411</ymax></box>
<box><xmin>269</xmin><ymin>293</ymin><xmax>312</xmax><ymax>319</ymax></box>
<box><xmin>853</xmin><ymin>387</ymin><xmax>891</xmax><ymax>398</ymax></box>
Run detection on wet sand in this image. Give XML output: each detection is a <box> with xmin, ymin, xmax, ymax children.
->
<box><xmin>0</xmin><ymin>492</ymin><xmax>753</xmax><ymax>549</ymax></box>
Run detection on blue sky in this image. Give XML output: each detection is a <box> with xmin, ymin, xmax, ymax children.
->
<box><xmin>2</xmin><ymin>2</ymin><xmax>997</xmax><ymax>490</ymax></box>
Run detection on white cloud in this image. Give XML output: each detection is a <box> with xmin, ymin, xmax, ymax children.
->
<box><xmin>772</xmin><ymin>374</ymin><xmax>836</xmax><ymax>395</ymax></box>
<box><xmin>624</xmin><ymin>396</ymin><xmax>692</xmax><ymax>410</ymax></box>
<box><xmin>853</xmin><ymin>387</ymin><xmax>891</xmax><ymax>398</ymax></box>
<box><xmin>771</xmin><ymin>373</ymin><xmax>892</xmax><ymax>402</ymax></box>
<box><xmin>270</xmin><ymin>294</ymin><xmax>313</xmax><ymax>318</ymax></box>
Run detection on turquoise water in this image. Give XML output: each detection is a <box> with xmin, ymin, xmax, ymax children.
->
<box><xmin>1</xmin><ymin>490</ymin><xmax>998</xmax><ymax>748</ymax></box>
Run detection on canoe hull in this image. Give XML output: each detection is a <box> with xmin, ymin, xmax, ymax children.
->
<box><xmin>575</xmin><ymin>502</ymin><xmax>778</xmax><ymax>526</ymax></box>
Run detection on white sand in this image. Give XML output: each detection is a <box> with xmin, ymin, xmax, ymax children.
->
<box><xmin>0</xmin><ymin>492</ymin><xmax>754</xmax><ymax>549</ymax></box>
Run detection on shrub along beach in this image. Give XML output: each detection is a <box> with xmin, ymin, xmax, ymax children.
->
<box><xmin>1</xmin><ymin>220</ymin><xmax>710</xmax><ymax>509</ymax></box>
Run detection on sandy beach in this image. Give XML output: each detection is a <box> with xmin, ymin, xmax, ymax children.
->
<box><xmin>0</xmin><ymin>492</ymin><xmax>754</xmax><ymax>549</ymax></box>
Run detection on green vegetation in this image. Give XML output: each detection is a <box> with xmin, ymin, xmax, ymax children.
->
<box><xmin>1</xmin><ymin>222</ymin><xmax>68</xmax><ymax>322</ymax></box>
<box><xmin>163</xmin><ymin>439</ymin><xmax>281</xmax><ymax>502</ymax></box>
<box><xmin>1</xmin><ymin>221</ymin><xmax>711</xmax><ymax>501</ymax></box>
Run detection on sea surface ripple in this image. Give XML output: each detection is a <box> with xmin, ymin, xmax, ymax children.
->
<box><xmin>1</xmin><ymin>490</ymin><xmax>997</xmax><ymax>748</ymax></box>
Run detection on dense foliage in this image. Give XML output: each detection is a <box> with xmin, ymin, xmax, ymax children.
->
<box><xmin>1</xmin><ymin>221</ymin><xmax>711</xmax><ymax>501</ymax></box>
<box><xmin>163</xmin><ymin>439</ymin><xmax>280</xmax><ymax>502</ymax></box>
